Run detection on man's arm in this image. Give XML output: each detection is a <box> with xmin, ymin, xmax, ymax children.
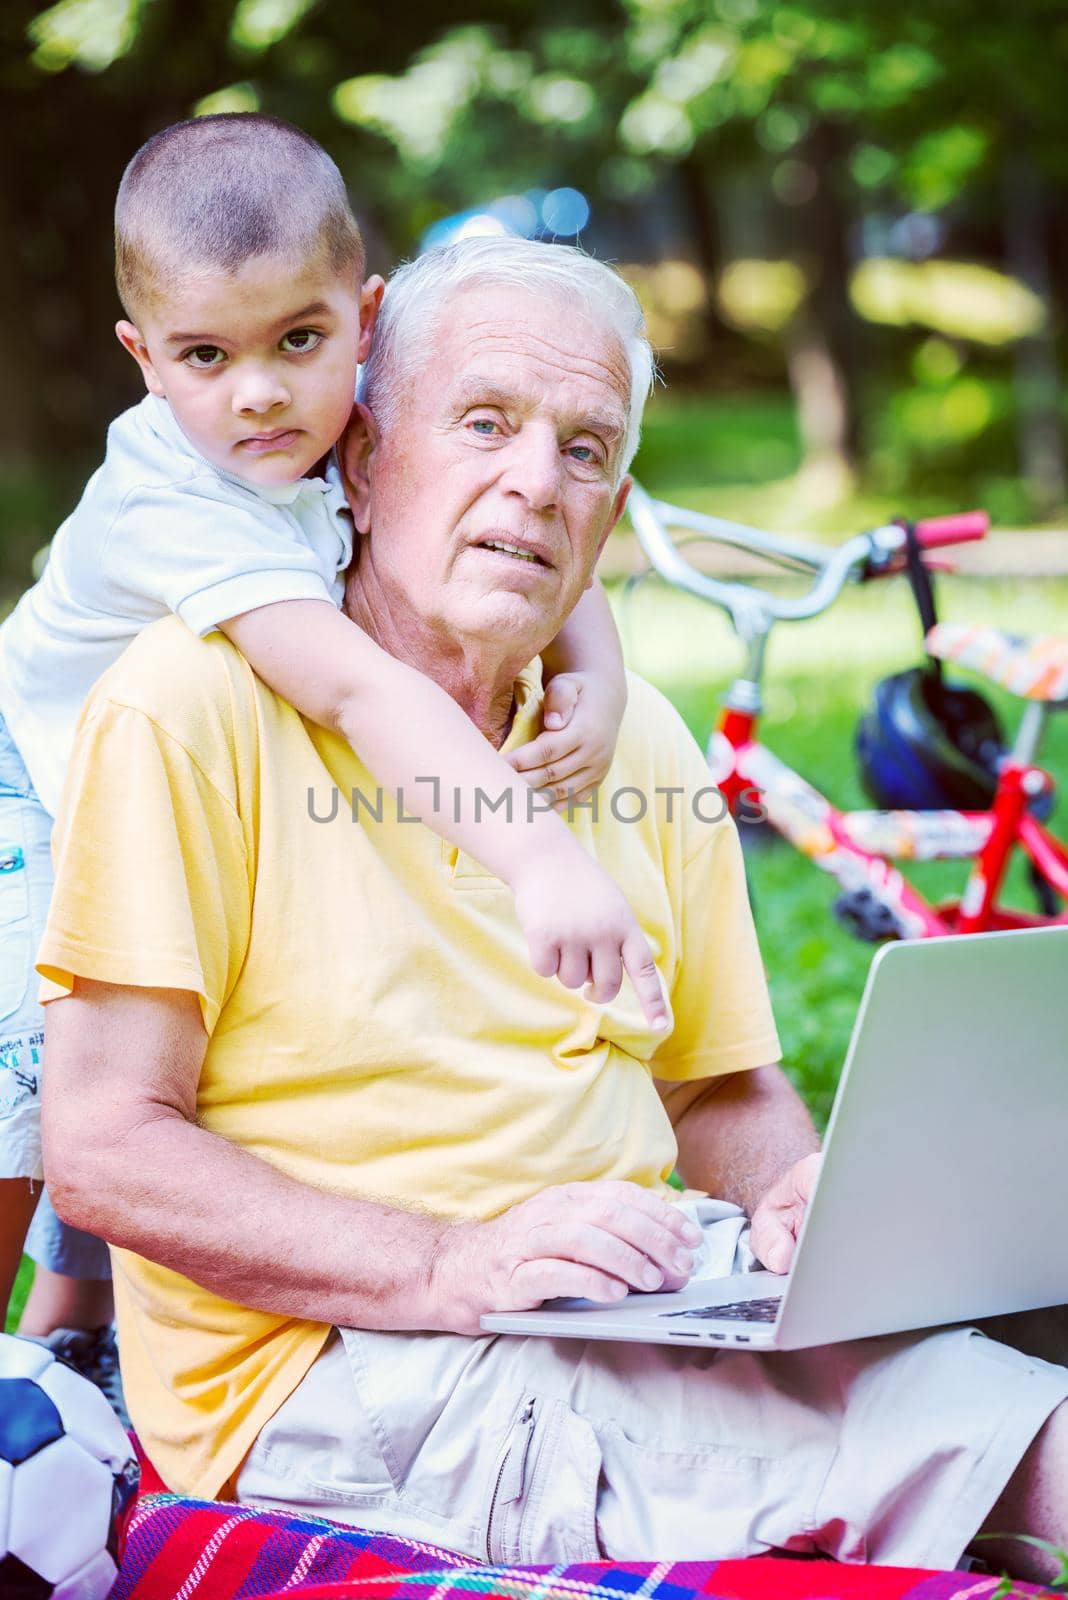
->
<box><xmin>656</xmin><ymin>1066</ymin><xmax>821</xmax><ymax>1271</ymax></box>
<box><xmin>45</xmin><ymin>979</ymin><xmax>699</xmax><ymax>1334</ymax></box>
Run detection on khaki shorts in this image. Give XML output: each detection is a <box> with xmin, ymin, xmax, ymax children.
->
<box><xmin>236</xmin><ymin>1316</ymin><xmax>1068</xmax><ymax>1569</ymax></box>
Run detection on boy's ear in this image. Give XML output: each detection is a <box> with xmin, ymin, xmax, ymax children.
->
<box><xmin>115</xmin><ymin>321</ymin><xmax>166</xmax><ymax>398</ymax></box>
<box><xmin>357</xmin><ymin>276</ymin><xmax>385</xmax><ymax>365</ymax></box>
<box><xmin>338</xmin><ymin>401</ymin><xmax>377</xmax><ymax>534</ymax></box>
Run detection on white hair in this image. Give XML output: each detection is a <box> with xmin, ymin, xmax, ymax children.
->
<box><xmin>360</xmin><ymin>236</ymin><xmax>656</xmax><ymax>477</ymax></box>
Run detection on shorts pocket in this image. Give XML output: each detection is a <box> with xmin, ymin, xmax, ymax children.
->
<box><xmin>250</xmin><ymin>1332</ymin><xmax>399</xmax><ymax>1510</ymax></box>
<box><xmin>489</xmin><ymin>1395</ymin><xmax>603</xmax><ymax>1565</ymax></box>
<box><xmin>594</xmin><ymin>1421</ymin><xmax>794</xmax><ymax>1560</ymax></box>
<box><xmin>0</xmin><ymin>809</ymin><xmax>30</xmax><ymax>1021</ymax></box>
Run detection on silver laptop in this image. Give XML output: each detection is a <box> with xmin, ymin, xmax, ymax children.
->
<box><xmin>482</xmin><ymin>926</ymin><xmax>1068</xmax><ymax>1352</ymax></box>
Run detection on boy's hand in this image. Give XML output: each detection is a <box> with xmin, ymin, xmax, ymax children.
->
<box><xmin>512</xmin><ymin>849</ymin><xmax>669</xmax><ymax>1030</ymax></box>
<box><xmin>506</xmin><ymin>671</ymin><xmax>624</xmax><ymax>806</ymax></box>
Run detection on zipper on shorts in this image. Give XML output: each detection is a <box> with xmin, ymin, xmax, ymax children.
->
<box><xmin>486</xmin><ymin>1397</ymin><xmax>537</xmax><ymax>1562</ymax></box>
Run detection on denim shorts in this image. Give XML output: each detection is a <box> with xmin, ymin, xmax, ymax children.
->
<box><xmin>0</xmin><ymin>711</ymin><xmax>111</xmax><ymax>1278</ymax></box>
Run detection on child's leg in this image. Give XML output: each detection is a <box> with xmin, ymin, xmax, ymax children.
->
<box><xmin>20</xmin><ymin>1186</ymin><xmax>113</xmax><ymax>1334</ymax></box>
<box><xmin>17</xmin><ymin>1266</ymin><xmax>115</xmax><ymax>1335</ymax></box>
<box><xmin>0</xmin><ymin>712</ymin><xmax>51</xmax><ymax>1325</ymax></box>
<box><xmin>0</xmin><ymin>714</ymin><xmax>124</xmax><ymax>1419</ymax></box>
<box><xmin>0</xmin><ymin>1177</ymin><xmax>40</xmax><ymax>1324</ymax></box>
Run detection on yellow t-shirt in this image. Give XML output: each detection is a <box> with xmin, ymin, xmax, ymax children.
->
<box><xmin>38</xmin><ymin>616</ymin><xmax>780</xmax><ymax>1500</ymax></box>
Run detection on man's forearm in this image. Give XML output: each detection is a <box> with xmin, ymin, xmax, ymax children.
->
<box><xmin>671</xmin><ymin>1065</ymin><xmax>820</xmax><ymax>1218</ymax></box>
<box><xmin>45</xmin><ymin>981</ymin><xmax>451</xmax><ymax>1330</ymax></box>
<box><xmin>53</xmin><ymin>1105</ymin><xmax>448</xmax><ymax>1331</ymax></box>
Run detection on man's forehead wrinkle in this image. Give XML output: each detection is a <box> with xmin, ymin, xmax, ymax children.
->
<box><xmin>453</xmin><ymin>317</ymin><xmax>630</xmax><ymax>397</ymax></box>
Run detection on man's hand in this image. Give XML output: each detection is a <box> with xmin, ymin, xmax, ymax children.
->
<box><xmin>427</xmin><ymin>1180</ymin><xmax>703</xmax><ymax>1335</ymax></box>
<box><xmin>512</xmin><ymin>850</ymin><xmax>668</xmax><ymax>1029</ymax></box>
<box><xmin>749</xmin><ymin>1152</ymin><xmax>823</xmax><ymax>1274</ymax></box>
<box><xmin>506</xmin><ymin>670</ymin><xmax>623</xmax><ymax>808</ymax></box>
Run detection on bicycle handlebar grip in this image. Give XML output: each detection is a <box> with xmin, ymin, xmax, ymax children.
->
<box><xmin>912</xmin><ymin>511</ymin><xmax>989</xmax><ymax>548</ymax></box>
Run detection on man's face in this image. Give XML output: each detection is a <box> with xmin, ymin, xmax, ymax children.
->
<box><xmin>116</xmin><ymin>251</ymin><xmax>380</xmax><ymax>487</ymax></box>
<box><xmin>356</xmin><ymin>283</ymin><xmax>632</xmax><ymax>651</ymax></box>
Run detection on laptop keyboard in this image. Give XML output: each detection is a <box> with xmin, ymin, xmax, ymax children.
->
<box><xmin>660</xmin><ymin>1295</ymin><xmax>783</xmax><ymax>1324</ymax></box>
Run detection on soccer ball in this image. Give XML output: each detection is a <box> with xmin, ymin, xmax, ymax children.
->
<box><xmin>0</xmin><ymin>1331</ymin><xmax>140</xmax><ymax>1599</ymax></box>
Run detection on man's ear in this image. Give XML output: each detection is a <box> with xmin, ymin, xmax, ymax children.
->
<box><xmin>356</xmin><ymin>276</ymin><xmax>385</xmax><ymax>365</ymax></box>
<box><xmin>115</xmin><ymin>321</ymin><xmax>166</xmax><ymax>398</ymax></box>
<box><xmin>338</xmin><ymin>401</ymin><xmax>378</xmax><ymax>534</ymax></box>
<box><xmin>586</xmin><ymin>475</ymin><xmax>632</xmax><ymax>589</ymax></box>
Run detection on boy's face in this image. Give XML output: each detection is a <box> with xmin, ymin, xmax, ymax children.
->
<box><xmin>116</xmin><ymin>251</ymin><xmax>382</xmax><ymax>487</ymax></box>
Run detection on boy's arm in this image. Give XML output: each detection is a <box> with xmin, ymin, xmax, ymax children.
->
<box><xmin>508</xmin><ymin>579</ymin><xmax>627</xmax><ymax>800</ymax></box>
<box><xmin>541</xmin><ymin>578</ymin><xmax>625</xmax><ymax>691</ymax></box>
<box><xmin>220</xmin><ymin>599</ymin><xmax>666</xmax><ymax>1025</ymax></box>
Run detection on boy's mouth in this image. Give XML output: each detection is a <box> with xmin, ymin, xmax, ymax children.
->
<box><xmin>240</xmin><ymin>428</ymin><xmax>302</xmax><ymax>453</ymax></box>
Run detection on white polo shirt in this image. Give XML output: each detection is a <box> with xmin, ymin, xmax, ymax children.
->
<box><xmin>0</xmin><ymin>393</ymin><xmax>353</xmax><ymax>816</ymax></box>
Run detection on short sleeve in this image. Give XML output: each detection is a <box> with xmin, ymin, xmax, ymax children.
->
<box><xmin>101</xmin><ymin>479</ymin><xmax>341</xmax><ymax>637</ymax></box>
<box><xmin>651</xmin><ymin>820</ymin><xmax>781</xmax><ymax>1083</ymax></box>
<box><xmin>37</xmin><ymin>695</ymin><xmax>251</xmax><ymax>1036</ymax></box>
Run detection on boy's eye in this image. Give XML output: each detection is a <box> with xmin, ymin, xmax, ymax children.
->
<box><xmin>184</xmin><ymin>345</ymin><xmax>226</xmax><ymax>369</ymax></box>
<box><xmin>281</xmin><ymin>328</ymin><xmax>323</xmax><ymax>353</ymax></box>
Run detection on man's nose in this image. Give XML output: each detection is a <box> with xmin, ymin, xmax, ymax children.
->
<box><xmin>503</xmin><ymin>427</ymin><xmax>562</xmax><ymax>511</ymax></box>
<box><xmin>232</xmin><ymin>366</ymin><xmax>291</xmax><ymax>417</ymax></box>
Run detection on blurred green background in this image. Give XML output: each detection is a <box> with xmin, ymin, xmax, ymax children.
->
<box><xmin>3</xmin><ymin>0</ymin><xmax>1068</xmax><ymax>1327</ymax></box>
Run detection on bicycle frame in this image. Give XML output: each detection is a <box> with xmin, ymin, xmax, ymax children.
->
<box><xmin>626</xmin><ymin>482</ymin><xmax>1068</xmax><ymax>940</ymax></box>
<box><xmin>712</xmin><ymin>703</ymin><xmax>1068</xmax><ymax>938</ymax></box>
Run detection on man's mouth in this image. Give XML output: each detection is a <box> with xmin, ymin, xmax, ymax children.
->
<box><xmin>476</xmin><ymin>538</ymin><xmax>550</xmax><ymax>567</ymax></box>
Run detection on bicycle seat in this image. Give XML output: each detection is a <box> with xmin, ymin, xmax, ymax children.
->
<box><xmin>926</xmin><ymin>622</ymin><xmax>1068</xmax><ymax>704</ymax></box>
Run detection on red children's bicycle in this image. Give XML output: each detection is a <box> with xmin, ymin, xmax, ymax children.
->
<box><xmin>626</xmin><ymin>482</ymin><xmax>1068</xmax><ymax>941</ymax></box>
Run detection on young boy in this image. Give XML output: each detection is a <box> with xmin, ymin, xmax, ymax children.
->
<box><xmin>0</xmin><ymin>114</ymin><xmax>663</xmax><ymax>1342</ymax></box>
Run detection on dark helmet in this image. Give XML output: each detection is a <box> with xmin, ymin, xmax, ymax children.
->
<box><xmin>855</xmin><ymin>666</ymin><xmax>1004</xmax><ymax>810</ymax></box>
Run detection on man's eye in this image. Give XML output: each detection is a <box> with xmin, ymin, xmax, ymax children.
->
<box><xmin>471</xmin><ymin>418</ymin><xmax>500</xmax><ymax>435</ymax></box>
<box><xmin>281</xmin><ymin>329</ymin><xmax>323</xmax><ymax>354</ymax></box>
<box><xmin>567</xmin><ymin>444</ymin><xmax>600</xmax><ymax>464</ymax></box>
<box><xmin>184</xmin><ymin>345</ymin><xmax>226</xmax><ymax>369</ymax></box>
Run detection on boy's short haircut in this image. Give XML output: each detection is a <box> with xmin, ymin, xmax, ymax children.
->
<box><xmin>115</xmin><ymin>112</ymin><xmax>364</xmax><ymax>317</ymax></box>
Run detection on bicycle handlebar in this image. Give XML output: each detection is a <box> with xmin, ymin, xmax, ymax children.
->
<box><xmin>913</xmin><ymin>510</ymin><xmax>989</xmax><ymax>549</ymax></box>
<box><xmin>625</xmin><ymin>481</ymin><xmax>989</xmax><ymax>634</ymax></box>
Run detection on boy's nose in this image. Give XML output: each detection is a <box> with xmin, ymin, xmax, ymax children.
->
<box><xmin>232</xmin><ymin>371</ymin><xmax>291</xmax><ymax>417</ymax></box>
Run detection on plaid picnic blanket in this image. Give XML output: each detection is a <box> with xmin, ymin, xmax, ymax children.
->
<box><xmin>109</xmin><ymin>1491</ymin><xmax>1055</xmax><ymax>1600</ymax></box>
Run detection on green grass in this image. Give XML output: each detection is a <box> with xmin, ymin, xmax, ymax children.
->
<box><xmin>610</xmin><ymin>573</ymin><xmax>1068</xmax><ymax>1127</ymax></box>
<box><xmin>6</xmin><ymin>1258</ymin><xmax>33</xmax><ymax>1333</ymax></box>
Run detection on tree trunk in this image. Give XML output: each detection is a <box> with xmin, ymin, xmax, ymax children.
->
<box><xmin>1003</xmin><ymin>152</ymin><xmax>1066</xmax><ymax>519</ymax></box>
<box><xmin>782</xmin><ymin>121</ymin><xmax>861</xmax><ymax>507</ymax></box>
<box><xmin>677</xmin><ymin>154</ymin><xmax>731</xmax><ymax>367</ymax></box>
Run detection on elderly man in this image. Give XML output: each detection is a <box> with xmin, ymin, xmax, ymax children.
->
<box><xmin>40</xmin><ymin>239</ymin><xmax>1068</xmax><ymax>1580</ymax></box>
